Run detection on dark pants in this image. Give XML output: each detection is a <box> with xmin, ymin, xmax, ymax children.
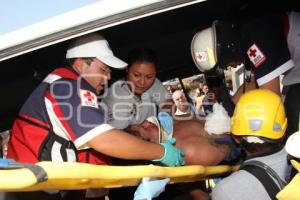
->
<box><xmin>14</xmin><ymin>191</ymin><xmax>62</xmax><ymax>200</ymax></box>
<box><xmin>13</xmin><ymin>190</ymin><xmax>106</xmax><ymax>200</ymax></box>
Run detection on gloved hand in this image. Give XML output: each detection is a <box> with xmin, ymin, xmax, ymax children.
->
<box><xmin>158</xmin><ymin>112</ymin><xmax>173</xmax><ymax>139</ymax></box>
<box><xmin>134</xmin><ymin>177</ymin><xmax>170</xmax><ymax>200</ymax></box>
<box><xmin>152</xmin><ymin>138</ymin><xmax>185</xmax><ymax>167</ymax></box>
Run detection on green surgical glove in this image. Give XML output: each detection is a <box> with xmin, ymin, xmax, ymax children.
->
<box><xmin>152</xmin><ymin>138</ymin><xmax>185</xmax><ymax>167</ymax></box>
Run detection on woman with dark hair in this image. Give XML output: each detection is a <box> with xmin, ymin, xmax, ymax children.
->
<box><xmin>102</xmin><ymin>47</ymin><xmax>172</xmax><ymax>131</ymax></box>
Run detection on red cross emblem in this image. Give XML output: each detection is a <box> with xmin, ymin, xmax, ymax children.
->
<box><xmin>197</xmin><ymin>54</ymin><xmax>203</xmax><ymax>60</ymax></box>
<box><xmin>84</xmin><ymin>91</ymin><xmax>94</xmax><ymax>102</ymax></box>
<box><xmin>249</xmin><ymin>48</ymin><xmax>257</xmax><ymax>57</ymax></box>
<box><xmin>247</xmin><ymin>44</ymin><xmax>266</xmax><ymax>68</ymax></box>
<box><xmin>196</xmin><ymin>52</ymin><xmax>207</xmax><ymax>62</ymax></box>
<box><xmin>80</xmin><ymin>90</ymin><xmax>98</xmax><ymax>108</ymax></box>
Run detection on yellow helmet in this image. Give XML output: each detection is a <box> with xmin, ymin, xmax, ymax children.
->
<box><xmin>231</xmin><ymin>89</ymin><xmax>287</xmax><ymax>140</ymax></box>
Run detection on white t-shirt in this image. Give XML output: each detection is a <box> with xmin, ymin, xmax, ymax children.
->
<box><xmin>102</xmin><ymin>78</ymin><xmax>170</xmax><ymax>129</ymax></box>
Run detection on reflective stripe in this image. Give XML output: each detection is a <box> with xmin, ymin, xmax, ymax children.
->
<box><xmin>45</xmin><ymin>98</ymin><xmax>70</xmax><ymax>141</ymax></box>
<box><xmin>257</xmin><ymin>59</ymin><xmax>294</xmax><ymax>86</ymax></box>
<box><xmin>66</xmin><ymin>148</ymin><xmax>76</xmax><ymax>162</ymax></box>
<box><xmin>51</xmin><ymin>141</ymin><xmax>77</xmax><ymax>162</ymax></box>
<box><xmin>51</xmin><ymin>142</ymin><xmax>64</xmax><ymax>161</ymax></box>
<box><xmin>43</xmin><ymin>74</ymin><xmax>61</xmax><ymax>84</ymax></box>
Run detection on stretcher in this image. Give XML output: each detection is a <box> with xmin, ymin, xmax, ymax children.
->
<box><xmin>0</xmin><ymin>160</ymin><xmax>238</xmax><ymax>192</ymax></box>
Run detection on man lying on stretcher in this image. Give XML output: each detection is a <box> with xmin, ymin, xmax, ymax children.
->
<box><xmin>129</xmin><ymin>109</ymin><xmax>241</xmax><ymax>166</ymax></box>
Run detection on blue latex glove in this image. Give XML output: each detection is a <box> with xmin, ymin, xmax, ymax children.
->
<box><xmin>158</xmin><ymin>112</ymin><xmax>173</xmax><ymax>138</ymax></box>
<box><xmin>152</xmin><ymin>138</ymin><xmax>185</xmax><ymax>166</ymax></box>
<box><xmin>134</xmin><ymin>177</ymin><xmax>170</xmax><ymax>200</ymax></box>
<box><xmin>0</xmin><ymin>158</ymin><xmax>23</xmax><ymax>169</ymax></box>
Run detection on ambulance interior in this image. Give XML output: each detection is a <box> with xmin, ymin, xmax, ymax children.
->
<box><xmin>0</xmin><ymin>0</ymin><xmax>298</xmax><ymax>133</ymax></box>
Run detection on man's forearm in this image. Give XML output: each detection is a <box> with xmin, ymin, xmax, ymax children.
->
<box><xmin>88</xmin><ymin>129</ymin><xmax>164</xmax><ymax>160</ymax></box>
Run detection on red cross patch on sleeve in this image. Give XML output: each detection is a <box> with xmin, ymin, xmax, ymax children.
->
<box><xmin>80</xmin><ymin>89</ymin><xmax>99</xmax><ymax>109</ymax></box>
<box><xmin>247</xmin><ymin>43</ymin><xmax>266</xmax><ymax>68</ymax></box>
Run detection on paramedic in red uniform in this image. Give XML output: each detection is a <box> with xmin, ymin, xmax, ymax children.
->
<box><xmin>7</xmin><ymin>33</ymin><xmax>184</xmax><ymax>200</ymax></box>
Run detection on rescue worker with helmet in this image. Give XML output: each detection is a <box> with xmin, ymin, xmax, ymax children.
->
<box><xmin>211</xmin><ymin>89</ymin><xmax>291</xmax><ymax>200</ymax></box>
<box><xmin>7</xmin><ymin>33</ymin><xmax>184</xmax><ymax>200</ymax></box>
<box><xmin>190</xmin><ymin>13</ymin><xmax>294</xmax><ymax>117</ymax></box>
